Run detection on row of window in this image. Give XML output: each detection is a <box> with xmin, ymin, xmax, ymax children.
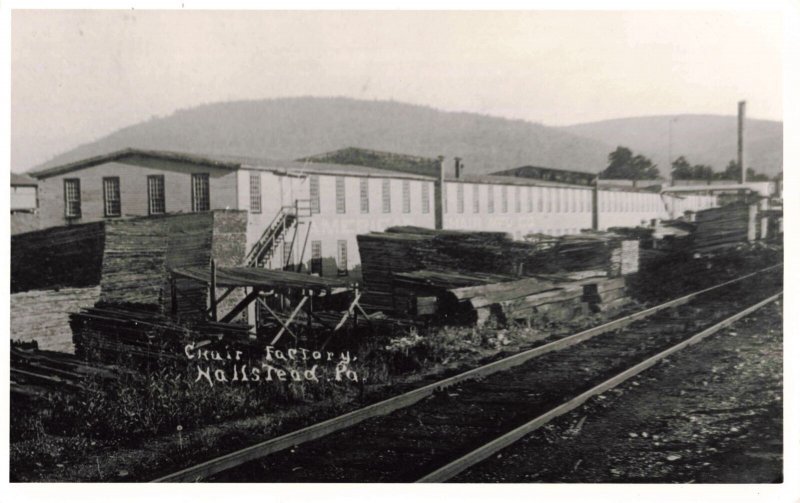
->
<box><xmin>63</xmin><ymin>174</ymin><xmax>210</xmax><ymax>218</ymax></box>
<box><xmin>300</xmin><ymin>177</ymin><xmax>668</xmax><ymax>217</ymax></box>
<box><xmin>307</xmin><ymin>175</ymin><xmax>432</xmax><ymax>216</ymax></box>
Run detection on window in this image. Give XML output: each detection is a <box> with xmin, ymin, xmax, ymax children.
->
<box><xmin>554</xmin><ymin>189</ymin><xmax>561</xmax><ymax>213</ymax></box>
<box><xmin>515</xmin><ymin>186</ymin><xmax>521</xmax><ymax>213</ymax></box>
<box><xmin>422</xmin><ymin>182</ymin><xmax>430</xmax><ymax>214</ymax></box>
<box><xmin>249</xmin><ymin>173</ymin><xmax>261</xmax><ymax>213</ymax></box>
<box><xmin>501</xmin><ymin>186</ymin><xmax>508</xmax><ymax>213</ymax></box>
<box><xmin>537</xmin><ymin>188</ymin><xmax>543</xmax><ymax>212</ymax></box>
<box><xmin>360</xmin><ymin>179</ymin><xmax>369</xmax><ymax>214</ymax></box>
<box><xmin>568</xmin><ymin>189</ymin><xmax>574</xmax><ymax>213</ymax></box>
<box><xmin>527</xmin><ymin>187</ymin><xmax>533</xmax><ymax>213</ymax></box>
<box><xmin>336</xmin><ymin>176</ymin><xmax>346</xmax><ymax>214</ymax></box>
<box><xmin>546</xmin><ymin>188</ymin><xmax>552</xmax><ymax>213</ymax></box>
<box><xmin>311</xmin><ymin>241</ymin><xmax>322</xmax><ymax>275</ymax></box>
<box><xmin>63</xmin><ymin>178</ymin><xmax>81</xmax><ymax>218</ymax></box>
<box><xmin>337</xmin><ymin>240</ymin><xmax>348</xmax><ymax>276</ymax></box>
<box><xmin>402</xmin><ymin>180</ymin><xmax>411</xmax><ymax>213</ymax></box>
<box><xmin>309</xmin><ymin>175</ymin><xmax>320</xmax><ymax>214</ymax></box>
<box><xmin>103</xmin><ymin>177</ymin><xmax>121</xmax><ymax>217</ymax></box>
<box><xmin>457</xmin><ymin>184</ymin><xmax>464</xmax><ymax>213</ymax></box>
<box><xmin>488</xmin><ymin>186</ymin><xmax>495</xmax><ymax>213</ymax></box>
<box><xmin>191</xmin><ymin>173</ymin><xmax>210</xmax><ymax>212</ymax></box>
<box><xmin>443</xmin><ymin>184</ymin><xmax>448</xmax><ymax>214</ymax></box>
<box><xmin>472</xmin><ymin>185</ymin><xmax>480</xmax><ymax>213</ymax></box>
<box><xmin>147</xmin><ymin>175</ymin><xmax>165</xmax><ymax>215</ymax></box>
<box><xmin>382</xmin><ymin>179</ymin><xmax>391</xmax><ymax>213</ymax></box>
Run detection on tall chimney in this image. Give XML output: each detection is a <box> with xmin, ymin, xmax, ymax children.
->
<box><xmin>434</xmin><ymin>156</ymin><xmax>445</xmax><ymax>229</ymax></box>
<box><xmin>738</xmin><ymin>100</ymin><xmax>746</xmax><ymax>184</ymax></box>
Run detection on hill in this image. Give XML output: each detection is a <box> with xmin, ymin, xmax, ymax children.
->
<box><xmin>30</xmin><ymin>97</ymin><xmax>612</xmax><ymax>176</ymax></box>
<box><xmin>29</xmin><ymin>98</ymin><xmax>783</xmax><ymax>178</ymax></box>
<box><xmin>561</xmin><ymin>115</ymin><xmax>783</xmax><ymax>177</ymax></box>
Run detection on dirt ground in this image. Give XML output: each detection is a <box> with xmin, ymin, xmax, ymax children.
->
<box><xmin>455</xmin><ymin>297</ymin><xmax>783</xmax><ymax>483</ymax></box>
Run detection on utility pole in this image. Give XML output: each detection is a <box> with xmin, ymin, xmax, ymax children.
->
<box><xmin>738</xmin><ymin>100</ymin><xmax>746</xmax><ymax>185</ymax></box>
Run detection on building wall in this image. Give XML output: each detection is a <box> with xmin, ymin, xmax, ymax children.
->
<box><xmin>442</xmin><ymin>181</ymin><xmax>595</xmax><ymax>238</ymax></box>
<box><xmin>11</xmin><ymin>185</ymin><xmax>37</xmax><ymax>211</ymax></box>
<box><xmin>597</xmin><ymin>190</ymin><xmax>669</xmax><ymax>229</ymax></box>
<box><xmin>37</xmin><ymin>159</ymin><xmax>239</xmax><ymax>229</ymax></box>
<box><xmin>239</xmin><ymin>170</ymin><xmax>436</xmax><ymax>278</ymax></box>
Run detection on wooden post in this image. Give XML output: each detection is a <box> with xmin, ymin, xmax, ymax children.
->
<box><xmin>209</xmin><ymin>259</ymin><xmax>218</xmax><ymax>321</ymax></box>
<box><xmin>170</xmin><ymin>276</ymin><xmax>178</xmax><ymax>318</ymax></box>
<box><xmin>306</xmin><ymin>289</ymin><xmax>313</xmax><ymax>337</ymax></box>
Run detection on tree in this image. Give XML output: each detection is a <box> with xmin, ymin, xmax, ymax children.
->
<box><xmin>691</xmin><ymin>164</ymin><xmax>715</xmax><ymax>181</ymax></box>
<box><xmin>600</xmin><ymin>146</ymin><xmax>660</xmax><ymax>180</ymax></box>
<box><xmin>719</xmin><ymin>160</ymin><xmax>740</xmax><ymax>181</ymax></box>
<box><xmin>671</xmin><ymin>156</ymin><xmax>694</xmax><ymax>179</ymax></box>
<box><xmin>746</xmin><ymin>168</ymin><xmax>769</xmax><ymax>182</ymax></box>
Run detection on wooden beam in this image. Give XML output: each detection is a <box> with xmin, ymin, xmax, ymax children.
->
<box><xmin>220</xmin><ymin>288</ymin><xmax>260</xmax><ymax>323</ymax></box>
<box><xmin>257</xmin><ymin>298</ymin><xmax>298</xmax><ymax>342</ymax></box>
<box><xmin>210</xmin><ymin>259</ymin><xmax>218</xmax><ymax>321</ymax></box>
<box><xmin>271</xmin><ymin>295</ymin><xmax>308</xmax><ymax>345</ymax></box>
<box><xmin>334</xmin><ymin>291</ymin><xmax>363</xmax><ymax>332</ymax></box>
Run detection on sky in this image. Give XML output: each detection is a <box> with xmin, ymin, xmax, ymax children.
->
<box><xmin>10</xmin><ymin>9</ymin><xmax>784</xmax><ymax>172</ymax></box>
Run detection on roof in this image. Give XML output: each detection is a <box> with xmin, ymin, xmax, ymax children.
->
<box><xmin>171</xmin><ymin>265</ymin><xmax>348</xmax><ymax>293</ymax></box>
<box><xmin>28</xmin><ymin>148</ymin><xmax>436</xmax><ymax>181</ymax></box>
<box><xmin>447</xmin><ymin>174</ymin><xmax>593</xmax><ymax>189</ymax></box>
<box><xmin>10</xmin><ymin>173</ymin><xmax>38</xmax><ymax>186</ymax></box>
<box><xmin>298</xmin><ymin>147</ymin><xmax>440</xmax><ymax>178</ymax></box>
<box><xmin>491</xmin><ymin>165</ymin><xmax>597</xmax><ymax>185</ymax></box>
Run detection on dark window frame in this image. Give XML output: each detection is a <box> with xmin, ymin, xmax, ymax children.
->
<box><xmin>63</xmin><ymin>178</ymin><xmax>81</xmax><ymax>218</ymax></box>
<box><xmin>249</xmin><ymin>172</ymin><xmax>262</xmax><ymax>213</ymax></box>
<box><xmin>191</xmin><ymin>173</ymin><xmax>210</xmax><ymax>212</ymax></box>
<box><xmin>147</xmin><ymin>175</ymin><xmax>166</xmax><ymax>215</ymax></box>
<box><xmin>102</xmin><ymin>176</ymin><xmax>121</xmax><ymax>217</ymax></box>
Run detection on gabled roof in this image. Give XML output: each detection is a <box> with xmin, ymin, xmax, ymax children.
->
<box><xmin>11</xmin><ymin>173</ymin><xmax>38</xmax><ymax>186</ymax></box>
<box><xmin>27</xmin><ymin>147</ymin><xmax>438</xmax><ymax>181</ymax></box>
<box><xmin>28</xmin><ymin>148</ymin><xmax>256</xmax><ymax>179</ymax></box>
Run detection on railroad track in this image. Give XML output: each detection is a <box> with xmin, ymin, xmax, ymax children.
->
<box><xmin>154</xmin><ymin>264</ymin><xmax>782</xmax><ymax>482</ymax></box>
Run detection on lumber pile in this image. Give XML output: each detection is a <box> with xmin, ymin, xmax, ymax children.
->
<box><xmin>99</xmin><ymin>219</ymin><xmax>170</xmax><ymax>307</ymax></box>
<box><xmin>11</xmin><ymin>341</ymin><xmax>133</xmax><ymax>400</ymax></box>
<box><xmin>10</xmin><ymin>286</ymin><xmax>101</xmax><ymax>353</ymax></box>
<box><xmin>11</xmin><ymin>222</ymin><xmax>106</xmax><ymax>293</ymax></box>
<box><xmin>582</xmin><ymin>277</ymin><xmax>630</xmax><ymax>313</ymax></box>
<box><xmin>692</xmin><ymin>202</ymin><xmax>753</xmax><ymax>252</ymax></box>
<box><xmin>70</xmin><ymin>305</ymin><xmax>254</xmax><ymax>367</ymax></box>
<box><xmin>357</xmin><ymin>227</ymin><xmax>635</xmax><ymax>318</ymax></box>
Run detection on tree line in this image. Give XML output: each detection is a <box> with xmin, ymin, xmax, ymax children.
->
<box><xmin>598</xmin><ymin>146</ymin><xmax>772</xmax><ymax>182</ymax></box>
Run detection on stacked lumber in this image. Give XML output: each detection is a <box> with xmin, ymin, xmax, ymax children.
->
<box><xmin>582</xmin><ymin>277</ymin><xmax>630</xmax><ymax>313</ymax></box>
<box><xmin>11</xmin><ymin>341</ymin><xmax>132</xmax><ymax>399</ymax></box>
<box><xmin>10</xmin><ymin>286</ymin><xmax>101</xmax><ymax>353</ymax></box>
<box><xmin>99</xmin><ymin>219</ymin><xmax>170</xmax><ymax>307</ymax></box>
<box><xmin>11</xmin><ymin>222</ymin><xmax>106</xmax><ymax>293</ymax></box>
<box><xmin>71</xmin><ymin>305</ymin><xmax>255</xmax><ymax>367</ymax></box>
<box><xmin>692</xmin><ymin>202</ymin><xmax>752</xmax><ymax>252</ymax></box>
<box><xmin>357</xmin><ymin>227</ymin><xmax>630</xmax><ymax>316</ymax></box>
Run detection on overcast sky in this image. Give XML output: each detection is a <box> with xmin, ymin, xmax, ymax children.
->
<box><xmin>10</xmin><ymin>9</ymin><xmax>783</xmax><ymax>172</ymax></box>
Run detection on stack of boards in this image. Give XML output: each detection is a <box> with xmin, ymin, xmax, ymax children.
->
<box><xmin>692</xmin><ymin>202</ymin><xmax>755</xmax><ymax>252</ymax></box>
<box><xmin>357</xmin><ymin>227</ymin><xmax>637</xmax><ymax>325</ymax></box>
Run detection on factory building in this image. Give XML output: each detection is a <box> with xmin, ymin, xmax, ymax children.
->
<box><xmin>28</xmin><ymin>147</ymin><xmax>718</xmax><ymax>278</ymax></box>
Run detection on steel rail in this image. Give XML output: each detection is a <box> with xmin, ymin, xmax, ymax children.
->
<box><xmin>153</xmin><ymin>264</ymin><xmax>781</xmax><ymax>482</ymax></box>
<box><xmin>417</xmin><ymin>291</ymin><xmax>783</xmax><ymax>482</ymax></box>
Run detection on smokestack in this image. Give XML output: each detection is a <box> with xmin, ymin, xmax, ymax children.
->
<box><xmin>738</xmin><ymin>100</ymin><xmax>746</xmax><ymax>184</ymax></box>
<box><xmin>434</xmin><ymin>156</ymin><xmax>445</xmax><ymax>230</ymax></box>
<box><xmin>454</xmin><ymin>157</ymin><xmax>463</xmax><ymax>179</ymax></box>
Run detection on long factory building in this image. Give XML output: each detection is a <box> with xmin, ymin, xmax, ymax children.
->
<box><xmin>28</xmin><ymin>147</ymin><xmax>717</xmax><ymax>278</ymax></box>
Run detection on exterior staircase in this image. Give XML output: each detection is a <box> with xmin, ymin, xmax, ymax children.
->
<box><xmin>245</xmin><ymin>199</ymin><xmax>312</xmax><ymax>268</ymax></box>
